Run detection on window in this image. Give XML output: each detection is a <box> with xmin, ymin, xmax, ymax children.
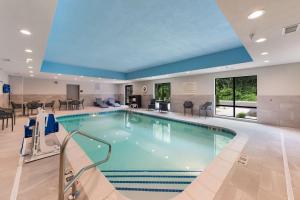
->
<box><xmin>155</xmin><ymin>83</ymin><xmax>171</xmax><ymax>102</ymax></box>
<box><xmin>215</xmin><ymin>76</ymin><xmax>257</xmax><ymax>120</ymax></box>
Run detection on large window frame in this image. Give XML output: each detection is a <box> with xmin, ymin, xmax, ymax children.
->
<box><xmin>215</xmin><ymin>75</ymin><xmax>257</xmax><ymax>120</ymax></box>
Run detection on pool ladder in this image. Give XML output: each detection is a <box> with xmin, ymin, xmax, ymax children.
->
<box><xmin>58</xmin><ymin>130</ymin><xmax>112</xmax><ymax>200</ymax></box>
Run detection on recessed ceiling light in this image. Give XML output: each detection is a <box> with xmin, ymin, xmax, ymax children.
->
<box><xmin>80</xmin><ymin>76</ymin><xmax>84</xmax><ymax>78</ymax></box>
<box><xmin>97</xmin><ymin>77</ymin><xmax>102</xmax><ymax>79</ymax></box>
<box><xmin>30</xmin><ymin>74</ymin><xmax>34</xmax><ymax>77</ymax></box>
<box><xmin>248</xmin><ymin>10</ymin><xmax>265</xmax><ymax>20</ymax></box>
<box><xmin>264</xmin><ymin>60</ymin><xmax>270</xmax><ymax>63</ymax></box>
<box><xmin>261</xmin><ymin>52</ymin><xmax>269</xmax><ymax>55</ymax></box>
<box><xmin>26</xmin><ymin>58</ymin><xmax>33</xmax><ymax>63</ymax></box>
<box><xmin>28</xmin><ymin>66</ymin><xmax>33</xmax><ymax>69</ymax></box>
<box><xmin>57</xmin><ymin>73</ymin><xmax>62</xmax><ymax>76</ymax></box>
<box><xmin>25</xmin><ymin>49</ymin><xmax>33</xmax><ymax>53</ymax></box>
<box><xmin>20</xmin><ymin>29</ymin><xmax>31</xmax><ymax>35</ymax></box>
<box><xmin>255</xmin><ymin>38</ymin><xmax>267</xmax><ymax>43</ymax></box>
<box><xmin>29</xmin><ymin>70</ymin><xmax>34</xmax><ymax>73</ymax></box>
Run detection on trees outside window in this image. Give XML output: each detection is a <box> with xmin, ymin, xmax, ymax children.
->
<box><xmin>155</xmin><ymin>83</ymin><xmax>171</xmax><ymax>102</ymax></box>
<box><xmin>215</xmin><ymin>76</ymin><xmax>257</xmax><ymax>120</ymax></box>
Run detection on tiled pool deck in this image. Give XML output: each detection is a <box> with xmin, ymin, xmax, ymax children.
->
<box><xmin>1</xmin><ymin>106</ymin><xmax>299</xmax><ymax>200</ymax></box>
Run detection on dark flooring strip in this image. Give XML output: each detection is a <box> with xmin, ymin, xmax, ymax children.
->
<box><xmin>110</xmin><ymin>180</ymin><xmax>191</xmax><ymax>184</ymax></box>
<box><xmin>106</xmin><ymin>175</ymin><xmax>197</xmax><ymax>178</ymax></box>
<box><xmin>102</xmin><ymin>170</ymin><xmax>202</xmax><ymax>173</ymax></box>
<box><xmin>116</xmin><ymin>187</ymin><xmax>183</xmax><ymax>193</ymax></box>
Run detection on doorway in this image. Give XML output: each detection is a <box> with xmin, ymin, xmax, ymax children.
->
<box><xmin>125</xmin><ymin>85</ymin><xmax>133</xmax><ymax>105</ymax></box>
<box><xmin>67</xmin><ymin>84</ymin><xmax>80</xmax><ymax>100</ymax></box>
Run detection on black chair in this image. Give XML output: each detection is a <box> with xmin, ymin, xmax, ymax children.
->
<box><xmin>159</xmin><ymin>102</ymin><xmax>169</xmax><ymax>112</ymax></box>
<box><xmin>0</xmin><ymin>108</ymin><xmax>14</xmax><ymax>131</ymax></box>
<box><xmin>59</xmin><ymin>100</ymin><xmax>67</xmax><ymax>110</ymax></box>
<box><xmin>11</xmin><ymin>101</ymin><xmax>23</xmax><ymax>119</ymax></box>
<box><xmin>44</xmin><ymin>100</ymin><xmax>55</xmax><ymax>112</ymax></box>
<box><xmin>148</xmin><ymin>99</ymin><xmax>156</xmax><ymax>110</ymax></box>
<box><xmin>80</xmin><ymin>99</ymin><xmax>84</xmax><ymax>109</ymax></box>
<box><xmin>26</xmin><ymin>101</ymin><xmax>43</xmax><ymax>115</ymax></box>
<box><xmin>183</xmin><ymin>101</ymin><xmax>194</xmax><ymax>116</ymax></box>
<box><xmin>199</xmin><ymin>102</ymin><xmax>213</xmax><ymax>117</ymax></box>
<box><xmin>71</xmin><ymin>100</ymin><xmax>81</xmax><ymax>110</ymax></box>
<box><xmin>11</xmin><ymin>101</ymin><xmax>22</xmax><ymax>122</ymax></box>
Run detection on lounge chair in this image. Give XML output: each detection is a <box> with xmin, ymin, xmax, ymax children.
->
<box><xmin>199</xmin><ymin>102</ymin><xmax>212</xmax><ymax>117</ymax></box>
<box><xmin>183</xmin><ymin>101</ymin><xmax>193</xmax><ymax>116</ymax></box>
<box><xmin>107</xmin><ymin>98</ymin><xmax>121</xmax><ymax>107</ymax></box>
<box><xmin>94</xmin><ymin>98</ymin><xmax>109</xmax><ymax>108</ymax></box>
<box><xmin>148</xmin><ymin>99</ymin><xmax>156</xmax><ymax>110</ymax></box>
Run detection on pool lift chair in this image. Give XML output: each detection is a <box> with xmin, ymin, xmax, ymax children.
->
<box><xmin>21</xmin><ymin>108</ymin><xmax>60</xmax><ymax>163</ymax></box>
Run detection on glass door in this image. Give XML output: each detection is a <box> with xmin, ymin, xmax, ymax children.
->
<box><xmin>215</xmin><ymin>76</ymin><xmax>257</xmax><ymax>120</ymax></box>
<box><xmin>125</xmin><ymin>85</ymin><xmax>133</xmax><ymax>105</ymax></box>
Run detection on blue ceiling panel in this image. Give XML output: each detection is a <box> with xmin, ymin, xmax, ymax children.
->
<box><xmin>42</xmin><ymin>0</ymin><xmax>252</xmax><ymax>79</ymax></box>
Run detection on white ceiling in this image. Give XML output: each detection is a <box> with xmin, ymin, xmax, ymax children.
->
<box><xmin>0</xmin><ymin>0</ymin><xmax>300</xmax><ymax>83</ymax></box>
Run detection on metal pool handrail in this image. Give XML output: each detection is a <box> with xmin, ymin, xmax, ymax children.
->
<box><xmin>58</xmin><ymin>130</ymin><xmax>112</xmax><ymax>200</ymax></box>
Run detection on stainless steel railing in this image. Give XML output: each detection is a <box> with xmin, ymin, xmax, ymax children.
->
<box><xmin>58</xmin><ymin>130</ymin><xmax>112</xmax><ymax>200</ymax></box>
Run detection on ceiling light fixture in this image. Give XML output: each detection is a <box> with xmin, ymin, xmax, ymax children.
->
<box><xmin>28</xmin><ymin>66</ymin><xmax>33</xmax><ymax>69</ymax></box>
<box><xmin>261</xmin><ymin>52</ymin><xmax>269</xmax><ymax>55</ymax></box>
<box><xmin>20</xmin><ymin>29</ymin><xmax>32</xmax><ymax>35</ymax></box>
<box><xmin>80</xmin><ymin>76</ymin><xmax>84</xmax><ymax>78</ymax></box>
<box><xmin>25</xmin><ymin>49</ymin><xmax>33</xmax><ymax>53</ymax></box>
<box><xmin>264</xmin><ymin>60</ymin><xmax>270</xmax><ymax>63</ymax></box>
<box><xmin>29</xmin><ymin>70</ymin><xmax>34</xmax><ymax>73</ymax></box>
<box><xmin>98</xmin><ymin>77</ymin><xmax>102</xmax><ymax>79</ymax></box>
<box><xmin>57</xmin><ymin>73</ymin><xmax>62</xmax><ymax>76</ymax></box>
<box><xmin>248</xmin><ymin>10</ymin><xmax>265</xmax><ymax>20</ymax></box>
<box><xmin>255</xmin><ymin>38</ymin><xmax>267</xmax><ymax>43</ymax></box>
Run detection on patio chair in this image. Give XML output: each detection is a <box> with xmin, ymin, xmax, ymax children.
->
<box><xmin>44</xmin><ymin>100</ymin><xmax>55</xmax><ymax>112</ymax></box>
<box><xmin>11</xmin><ymin>101</ymin><xmax>23</xmax><ymax>118</ymax></box>
<box><xmin>94</xmin><ymin>98</ymin><xmax>109</xmax><ymax>108</ymax></box>
<box><xmin>159</xmin><ymin>102</ymin><xmax>169</xmax><ymax>112</ymax></box>
<box><xmin>107</xmin><ymin>98</ymin><xmax>121</xmax><ymax>107</ymax></box>
<box><xmin>59</xmin><ymin>100</ymin><xmax>67</xmax><ymax>110</ymax></box>
<box><xmin>148</xmin><ymin>99</ymin><xmax>156</xmax><ymax>110</ymax></box>
<box><xmin>183</xmin><ymin>101</ymin><xmax>194</xmax><ymax>116</ymax></box>
<box><xmin>71</xmin><ymin>100</ymin><xmax>81</xmax><ymax>110</ymax></box>
<box><xmin>26</xmin><ymin>101</ymin><xmax>43</xmax><ymax>115</ymax></box>
<box><xmin>199</xmin><ymin>102</ymin><xmax>212</xmax><ymax>117</ymax></box>
<box><xmin>0</xmin><ymin>108</ymin><xmax>14</xmax><ymax>131</ymax></box>
<box><xmin>80</xmin><ymin>99</ymin><xmax>84</xmax><ymax>109</ymax></box>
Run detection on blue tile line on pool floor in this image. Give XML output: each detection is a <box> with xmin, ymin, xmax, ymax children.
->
<box><xmin>115</xmin><ymin>187</ymin><xmax>183</xmax><ymax>193</ymax></box>
<box><xmin>106</xmin><ymin>175</ymin><xmax>197</xmax><ymax>178</ymax></box>
<box><xmin>110</xmin><ymin>180</ymin><xmax>191</xmax><ymax>184</ymax></box>
<box><xmin>101</xmin><ymin>170</ymin><xmax>202</xmax><ymax>173</ymax></box>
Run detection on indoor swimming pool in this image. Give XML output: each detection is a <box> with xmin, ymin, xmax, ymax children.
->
<box><xmin>57</xmin><ymin>111</ymin><xmax>235</xmax><ymax>196</ymax></box>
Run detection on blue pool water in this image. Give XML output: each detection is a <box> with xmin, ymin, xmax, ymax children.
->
<box><xmin>57</xmin><ymin>111</ymin><xmax>235</xmax><ymax>172</ymax></box>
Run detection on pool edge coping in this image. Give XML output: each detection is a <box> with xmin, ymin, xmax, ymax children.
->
<box><xmin>55</xmin><ymin>108</ymin><xmax>248</xmax><ymax>200</ymax></box>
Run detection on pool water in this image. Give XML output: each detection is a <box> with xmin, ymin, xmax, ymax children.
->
<box><xmin>57</xmin><ymin>111</ymin><xmax>234</xmax><ymax>172</ymax></box>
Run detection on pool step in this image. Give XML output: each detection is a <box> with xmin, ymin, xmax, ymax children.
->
<box><xmin>102</xmin><ymin>170</ymin><xmax>202</xmax><ymax>193</ymax></box>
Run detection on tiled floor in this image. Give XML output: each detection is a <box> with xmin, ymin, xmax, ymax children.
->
<box><xmin>1</xmin><ymin>106</ymin><xmax>300</xmax><ymax>200</ymax></box>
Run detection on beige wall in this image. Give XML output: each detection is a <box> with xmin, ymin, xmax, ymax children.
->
<box><xmin>9</xmin><ymin>76</ymin><xmax>119</xmax><ymax>107</ymax></box>
<box><xmin>118</xmin><ymin>63</ymin><xmax>300</xmax><ymax>128</ymax></box>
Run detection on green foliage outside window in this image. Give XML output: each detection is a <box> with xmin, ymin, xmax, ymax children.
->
<box><xmin>216</xmin><ymin>76</ymin><xmax>257</xmax><ymax>103</ymax></box>
<box><xmin>155</xmin><ymin>83</ymin><xmax>171</xmax><ymax>102</ymax></box>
